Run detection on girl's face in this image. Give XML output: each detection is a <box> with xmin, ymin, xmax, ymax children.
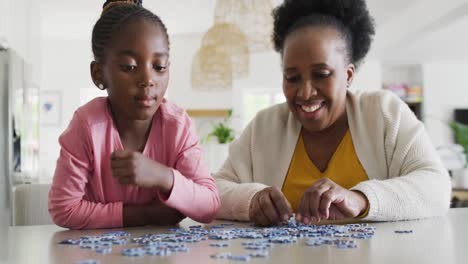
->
<box><xmin>282</xmin><ymin>26</ymin><xmax>354</xmax><ymax>133</ymax></box>
<box><xmin>93</xmin><ymin>18</ymin><xmax>170</xmax><ymax>121</ymax></box>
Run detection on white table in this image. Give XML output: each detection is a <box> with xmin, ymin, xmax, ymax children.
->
<box><xmin>2</xmin><ymin>208</ymin><xmax>468</xmax><ymax>264</ymax></box>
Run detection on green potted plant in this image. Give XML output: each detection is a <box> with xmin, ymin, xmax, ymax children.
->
<box><xmin>205</xmin><ymin>109</ymin><xmax>235</xmax><ymax>144</ymax></box>
<box><xmin>449</xmin><ymin>121</ymin><xmax>468</xmax><ymax>188</ymax></box>
<box><xmin>449</xmin><ymin>121</ymin><xmax>468</xmax><ymax>167</ymax></box>
<box><xmin>203</xmin><ymin>110</ymin><xmax>235</xmax><ymax>172</ymax></box>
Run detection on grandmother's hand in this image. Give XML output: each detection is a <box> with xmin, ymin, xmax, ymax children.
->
<box><xmin>249</xmin><ymin>186</ymin><xmax>293</xmax><ymax>227</ymax></box>
<box><xmin>296</xmin><ymin>178</ymin><xmax>368</xmax><ymax>224</ymax></box>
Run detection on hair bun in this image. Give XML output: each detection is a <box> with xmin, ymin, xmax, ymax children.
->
<box><xmin>102</xmin><ymin>0</ymin><xmax>142</xmax><ymax>14</ymax></box>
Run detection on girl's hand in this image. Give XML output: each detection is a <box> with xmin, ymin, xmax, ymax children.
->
<box><xmin>249</xmin><ymin>186</ymin><xmax>293</xmax><ymax>226</ymax></box>
<box><xmin>296</xmin><ymin>178</ymin><xmax>368</xmax><ymax>224</ymax></box>
<box><xmin>110</xmin><ymin>150</ymin><xmax>174</xmax><ymax>193</ymax></box>
<box><xmin>147</xmin><ymin>200</ymin><xmax>186</xmax><ymax>226</ymax></box>
<box><xmin>123</xmin><ymin>200</ymin><xmax>185</xmax><ymax>227</ymax></box>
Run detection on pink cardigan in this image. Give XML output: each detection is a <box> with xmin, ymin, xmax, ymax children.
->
<box><xmin>48</xmin><ymin>97</ymin><xmax>220</xmax><ymax>229</ymax></box>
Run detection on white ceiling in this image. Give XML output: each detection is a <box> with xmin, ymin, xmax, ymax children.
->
<box><xmin>39</xmin><ymin>0</ymin><xmax>408</xmax><ymax>38</ymax></box>
<box><xmin>41</xmin><ymin>0</ymin><xmax>279</xmax><ymax>39</ymax></box>
<box><xmin>39</xmin><ymin>0</ymin><xmax>468</xmax><ymax>63</ymax></box>
<box><xmin>371</xmin><ymin>0</ymin><xmax>468</xmax><ymax>62</ymax></box>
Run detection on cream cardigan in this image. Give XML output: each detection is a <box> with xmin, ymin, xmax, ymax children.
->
<box><xmin>214</xmin><ymin>90</ymin><xmax>451</xmax><ymax>221</ymax></box>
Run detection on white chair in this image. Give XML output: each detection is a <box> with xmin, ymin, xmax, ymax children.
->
<box><xmin>13</xmin><ymin>184</ymin><xmax>53</xmax><ymax>225</ymax></box>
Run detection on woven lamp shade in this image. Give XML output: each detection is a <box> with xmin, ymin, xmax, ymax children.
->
<box><xmin>214</xmin><ymin>0</ymin><xmax>273</xmax><ymax>52</ymax></box>
<box><xmin>201</xmin><ymin>23</ymin><xmax>249</xmax><ymax>79</ymax></box>
<box><xmin>191</xmin><ymin>44</ymin><xmax>233</xmax><ymax>91</ymax></box>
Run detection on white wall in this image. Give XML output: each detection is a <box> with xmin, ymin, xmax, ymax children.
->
<box><xmin>382</xmin><ymin>64</ymin><xmax>422</xmax><ymax>86</ymax></box>
<box><xmin>168</xmin><ymin>33</ymin><xmax>232</xmax><ymax>109</ymax></box>
<box><xmin>232</xmin><ymin>50</ymin><xmax>283</xmax><ymax>129</ymax></box>
<box><xmin>0</xmin><ymin>0</ymin><xmax>41</xmax><ymax>77</ymax></box>
<box><xmin>423</xmin><ymin>63</ymin><xmax>468</xmax><ymax>147</ymax></box>
<box><xmin>350</xmin><ymin>60</ymin><xmax>383</xmax><ymax>92</ymax></box>
<box><xmin>38</xmin><ymin>37</ymin><xmax>95</xmax><ymax>179</ymax></box>
<box><xmin>233</xmin><ymin>51</ymin><xmax>283</xmax><ymax>90</ymax></box>
<box><xmin>0</xmin><ymin>0</ymin><xmax>10</xmax><ymax>42</ymax></box>
<box><xmin>0</xmin><ymin>0</ymin><xmax>27</xmax><ymax>56</ymax></box>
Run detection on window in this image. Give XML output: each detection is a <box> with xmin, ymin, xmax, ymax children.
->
<box><xmin>240</xmin><ymin>88</ymin><xmax>285</xmax><ymax>128</ymax></box>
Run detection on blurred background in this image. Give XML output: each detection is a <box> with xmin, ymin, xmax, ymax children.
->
<box><xmin>1</xmin><ymin>0</ymin><xmax>468</xmax><ymax>228</ymax></box>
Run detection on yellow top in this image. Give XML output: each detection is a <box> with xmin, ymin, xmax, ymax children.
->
<box><xmin>282</xmin><ymin>130</ymin><xmax>369</xmax><ymax>211</ymax></box>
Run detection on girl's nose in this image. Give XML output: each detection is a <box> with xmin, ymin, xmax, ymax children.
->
<box><xmin>138</xmin><ymin>66</ymin><xmax>155</xmax><ymax>88</ymax></box>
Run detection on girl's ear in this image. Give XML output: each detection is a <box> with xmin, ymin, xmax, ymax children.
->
<box><xmin>90</xmin><ymin>61</ymin><xmax>105</xmax><ymax>89</ymax></box>
<box><xmin>346</xmin><ymin>63</ymin><xmax>355</xmax><ymax>88</ymax></box>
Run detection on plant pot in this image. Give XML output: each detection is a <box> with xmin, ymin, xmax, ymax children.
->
<box><xmin>202</xmin><ymin>143</ymin><xmax>230</xmax><ymax>173</ymax></box>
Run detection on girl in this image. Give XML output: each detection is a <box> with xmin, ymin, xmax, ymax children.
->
<box><xmin>48</xmin><ymin>0</ymin><xmax>220</xmax><ymax>229</ymax></box>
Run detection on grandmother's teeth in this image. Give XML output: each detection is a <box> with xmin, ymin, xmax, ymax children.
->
<box><xmin>301</xmin><ymin>103</ymin><xmax>322</xmax><ymax>112</ymax></box>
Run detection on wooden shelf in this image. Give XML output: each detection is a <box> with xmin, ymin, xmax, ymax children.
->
<box><xmin>453</xmin><ymin>189</ymin><xmax>468</xmax><ymax>200</ymax></box>
<box><xmin>405</xmin><ymin>101</ymin><xmax>422</xmax><ymax>105</ymax></box>
<box><xmin>186</xmin><ymin>109</ymin><xmax>229</xmax><ymax>118</ymax></box>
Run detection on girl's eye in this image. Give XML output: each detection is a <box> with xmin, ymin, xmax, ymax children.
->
<box><xmin>285</xmin><ymin>75</ymin><xmax>301</xmax><ymax>83</ymax></box>
<box><xmin>314</xmin><ymin>71</ymin><xmax>331</xmax><ymax>79</ymax></box>
<box><xmin>120</xmin><ymin>65</ymin><xmax>137</xmax><ymax>72</ymax></box>
<box><xmin>154</xmin><ymin>65</ymin><xmax>167</xmax><ymax>72</ymax></box>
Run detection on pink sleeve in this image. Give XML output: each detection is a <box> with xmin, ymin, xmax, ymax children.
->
<box><xmin>159</xmin><ymin>116</ymin><xmax>220</xmax><ymax>223</ymax></box>
<box><xmin>48</xmin><ymin>112</ymin><xmax>123</xmax><ymax>229</ymax></box>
